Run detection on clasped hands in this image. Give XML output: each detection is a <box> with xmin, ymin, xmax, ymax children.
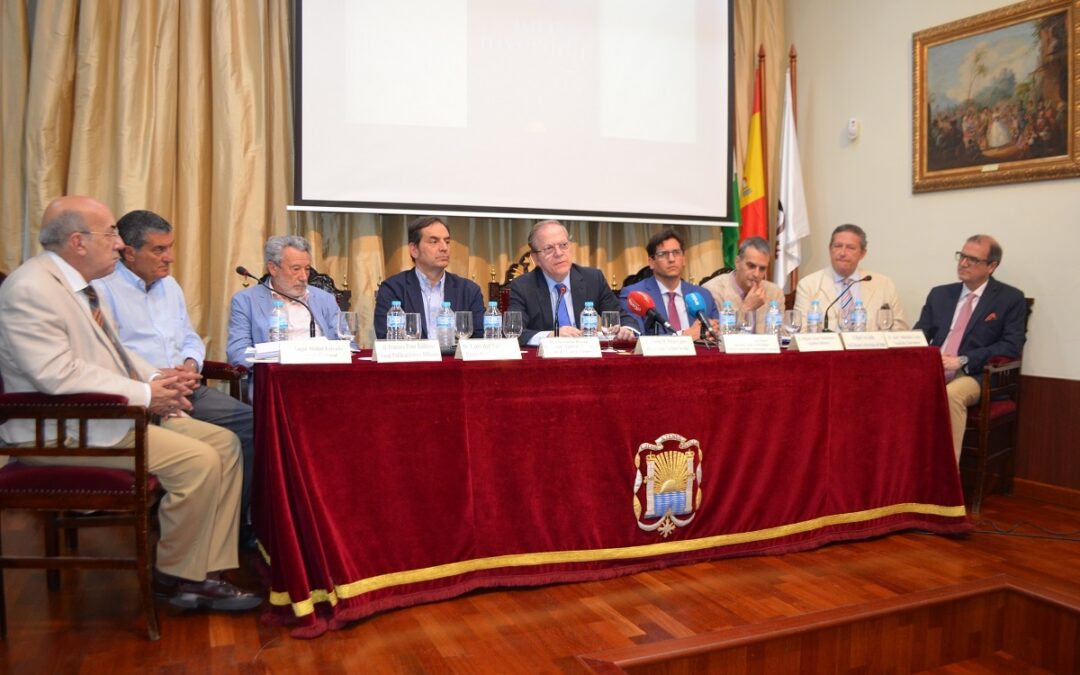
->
<box><xmin>148</xmin><ymin>363</ymin><xmax>203</xmax><ymax>417</ymax></box>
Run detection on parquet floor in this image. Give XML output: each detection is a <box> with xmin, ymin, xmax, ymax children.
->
<box><xmin>1</xmin><ymin>494</ymin><xmax>1078</xmax><ymax>674</ymax></box>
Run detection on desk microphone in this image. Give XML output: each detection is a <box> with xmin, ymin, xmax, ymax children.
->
<box><xmin>684</xmin><ymin>292</ymin><xmax>719</xmax><ymax>340</ymax></box>
<box><xmin>553</xmin><ymin>284</ymin><xmax>567</xmax><ymax>337</ymax></box>
<box><xmin>822</xmin><ymin>274</ymin><xmax>871</xmax><ymax>332</ymax></box>
<box><xmin>235</xmin><ymin>266</ymin><xmax>318</xmax><ymax>338</ymax></box>
<box><xmin>627</xmin><ymin>291</ymin><xmax>676</xmax><ymax>335</ymax></box>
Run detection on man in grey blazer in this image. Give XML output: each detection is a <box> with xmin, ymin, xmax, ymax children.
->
<box><xmin>226</xmin><ymin>235</ymin><xmax>339</xmax><ymax>366</ymax></box>
<box><xmin>0</xmin><ymin>196</ymin><xmax>259</xmax><ymax>611</ymax></box>
<box><xmin>508</xmin><ymin>220</ymin><xmax>636</xmax><ymax>346</ymax></box>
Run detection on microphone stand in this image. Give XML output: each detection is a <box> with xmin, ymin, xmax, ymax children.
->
<box><xmin>822</xmin><ymin>275</ymin><xmax>871</xmax><ymax>332</ymax></box>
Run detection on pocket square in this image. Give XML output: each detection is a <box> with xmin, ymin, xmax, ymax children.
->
<box><xmin>984</xmin><ymin>312</ymin><xmax>998</xmax><ymax>322</ymax></box>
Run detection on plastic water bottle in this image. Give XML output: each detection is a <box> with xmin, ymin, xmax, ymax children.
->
<box><xmin>268</xmin><ymin>299</ymin><xmax>287</xmax><ymax>342</ymax></box>
<box><xmin>764</xmin><ymin>300</ymin><xmax>782</xmax><ymax>338</ymax></box>
<box><xmin>483</xmin><ymin>301</ymin><xmax>502</xmax><ymax>339</ymax></box>
<box><xmin>807</xmin><ymin>300</ymin><xmax>823</xmax><ymax>333</ymax></box>
<box><xmin>386</xmin><ymin>300</ymin><xmax>406</xmax><ymax>340</ymax></box>
<box><xmin>580</xmin><ymin>301</ymin><xmax>599</xmax><ymax>337</ymax></box>
<box><xmin>850</xmin><ymin>299</ymin><xmax>868</xmax><ymax>332</ymax></box>
<box><xmin>719</xmin><ymin>300</ymin><xmax>737</xmax><ymax>335</ymax></box>
<box><xmin>436</xmin><ymin>301</ymin><xmax>456</xmax><ymax>349</ymax></box>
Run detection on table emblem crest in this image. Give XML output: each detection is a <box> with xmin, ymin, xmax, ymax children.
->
<box><xmin>633</xmin><ymin>433</ymin><xmax>702</xmax><ymax>537</ymax></box>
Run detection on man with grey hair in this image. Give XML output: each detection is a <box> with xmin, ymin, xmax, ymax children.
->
<box><xmin>794</xmin><ymin>223</ymin><xmax>908</xmax><ymax>331</ymax></box>
<box><xmin>226</xmin><ymin>235</ymin><xmax>339</xmax><ymax>366</ymax></box>
<box><xmin>702</xmin><ymin>236</ymin><xmax>785</xmax><ymax>332</ymax></box>
<box><xmin>0</xmin><ymin>195</ymin><xmax>259</xmax><ymax>611</ymax></box>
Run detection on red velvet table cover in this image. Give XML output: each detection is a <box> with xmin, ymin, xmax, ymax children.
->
<box><xmin>253</xmin><ymin>346</ymin><xmax>968</xmax><ymax>637</ymax></box>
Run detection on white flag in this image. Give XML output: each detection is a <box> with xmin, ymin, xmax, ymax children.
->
<box><xmin>773</xmin><ymin>68</ymin><xmax>810</xmax><ymax>293</ymax></box>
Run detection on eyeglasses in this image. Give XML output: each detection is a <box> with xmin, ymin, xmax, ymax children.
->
<box><xmin>80</xmin><ymin>227</ymin><xmax>121</xmax><ymax>240</ymax></box>
<box><xmin>652</xmin><ymin>249</ymin><xmax>684</xmax><ymax>261</ymax></box>
<box><xmin>533</xmin><ymin>241</ymin><xmax>571</xmax><ymax>257</ymax></box>
<box><xmin>955</xmin><ymin>251</ymin><xmax>991</xmax><ymax>266</ymax></box>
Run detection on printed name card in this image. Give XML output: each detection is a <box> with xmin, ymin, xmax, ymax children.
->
<box><xmin>720</xmin><ymin>333</ymin><xmax>781</xmax><ymax>354</ymax></box>
<box><xmin>455</xmin><ymin>338</ymin><xmax>523</xmax><ymax>361</ymax></box>
<box><xmin>633</xmin><ymin>335</ymin><xmax>697</xmax><ymax>357</ymax></box>
<box><xmin>372</xmin><ymin>339</ymin><xmax>443</xmax><ymax>363</ymax></box>
<box><xmin>538</xmin><ymin>336</ymin><xmax>602</xmax><ymax>359</ymax></box>
<box><xmin>279</xmin><ymin>339</ymin><xmax>353</xmax><ymax>364</ymax></box>
<box><xmin>790</xmin><ymin>333</ymin><xmax>845</xmax><ymax>352</ymax></box>
<box><xmin>839</xmin><ymin>331</ymin><xmax>889</xmax><ymax>350</ymax></box>
<box><xmin>884</xmin><ymin>330</ymin><xmax>930</xmax><ymax>348</ymax></box>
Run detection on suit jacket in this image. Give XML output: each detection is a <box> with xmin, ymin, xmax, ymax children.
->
<box><xmin>0</xmin><ymin>254</ymin><xmax>156</xmax><ymax>450</ymax></box>
<box><xmin>618</xmin><ymin>277</ymin><xmax>719</xmax><ymax>334</ymax></box>
<box><xmin>373</xmin><ymin>269</ymin><xmax>484</xmax><ymax>339</ymax></box>
<box><xmin>793</xmin><ymin>267</ymin><xmax>909</xmax><ymax>331</ymax></box>
<box><xmin>915</xmin><ymin>276</ymin><xmax>1027</xmax><ymax>375</ymax></box>
<box><xmin>226</xmin><ymin>283</ymin><xmax>340</xmax><ymax>366</ymax></box>
<box><xmin>508</xmin><ymin>264</ymin><xmax>632</xmax><ymax>345</ymax></box>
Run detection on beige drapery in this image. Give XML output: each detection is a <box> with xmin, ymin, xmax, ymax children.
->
<box><xmin>1</xmin><ymin>0</ymin><xmax>785</xmax><ymax>354</ymax></box>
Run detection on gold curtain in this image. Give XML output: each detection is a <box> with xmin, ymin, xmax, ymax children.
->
<box><xmin>1</xmin><ymin>0</ymin><xmax>785</xmax><ymax>354</ymax></box>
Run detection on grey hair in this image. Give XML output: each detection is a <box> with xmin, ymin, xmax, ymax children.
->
<box><xmin>967</xmin><ymin>234</ymin><xmax>1002</xmax><ymax>265</ymax></box>
<box><xmin>738</xmin><ymin>236</ymin><xmax>771</xmax><ymax>258</ymax></box>
<box><xmin>830</xmin><ymin>224</ymin><xmax>867</xmax><ymax>250</ymax></box>
<box><xmin>527</xmin><ymin>219</ymin><xmax>567</xmax><ymax>252</ymax></box>
<box><xmin>39</xmin><ymin>210</ymin><xmax>87</xmax><ymax>251</ymax></box>
<box><xmin>116</xmin><ymin>210</ymin><xmax>172</xmax><ymax>250</ymax></box>
<box><xmin>264</xmin><ymin>235</ymin><xmax>311</xmax><ymax>266</ymax></box>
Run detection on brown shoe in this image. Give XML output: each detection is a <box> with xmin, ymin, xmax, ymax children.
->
<box><xmin>153</xmin><ymin>571</ymin><xmax>262</xmax><ymax>612</ymax></box>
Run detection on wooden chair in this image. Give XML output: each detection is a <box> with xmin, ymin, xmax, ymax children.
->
<box><xmin>698</xmin><ymin>267</ymin><xmax>733</xmax><ymax>286</ymax></box>
<box><xmin>0</xmin><ymin>384</ymin><xmax>161</xmax><ymax>640</ymax></box>
<box><xmin>620</xmin><ymin>266</ymin><xmax>653</xmax><ymax>289</ymax></box>
<box><xmin>495</xmin><ymin>251</ymin><xmax>533</xmax><ymax>311</ymax></box>
<box><xmin>253</xmin><ymin>266</ymin><xmax>351</xmax><ymax>312</ymax></box>
<box><xmin>202</xmin><ymin>360</ymin><xmax>248</xmax><ymax>403</ymax></box>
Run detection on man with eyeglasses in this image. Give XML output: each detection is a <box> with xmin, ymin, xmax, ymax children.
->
<box><xmin>702</xmin><ymin>236</ymin><xmax>785</xmax><ymax>332</ymax></box>
<box><xmin>915</xmin><ymin>234</ymin><xmax>1027</xmax><ymax>462</ymax></box>
<box><xmin>508</xmin><ymin>219</ymin><xmax>635</xmax><ymax>346</ymax></box>
<box><xmin>620</xmin><ymin>228</ymin><xmax>718</xmax><ymax>336</ymax></box>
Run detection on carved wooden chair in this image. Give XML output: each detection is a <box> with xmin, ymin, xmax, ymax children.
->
<box><xmin>253</xmin><ymin>266</ymin><xmax>351</xmax><ymax>312</ymax></box>
<box><xmin>698</xmin><ymin>266</ymin><xmax>733</xmax><ymax>286</ymax></box>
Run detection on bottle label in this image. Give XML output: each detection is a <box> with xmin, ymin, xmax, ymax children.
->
<box><xmin>388</xmin><ymin>316</ymin><xmax>405</xmax><ymax>328</ymax></box>
<box><xmin>484</xmin><ymin>316</ymin><xmax>501</xmax><ymax>329</ymax></box>
<box><xmin>437</xmin><ymin>315</ymin><xmax>453</xmax><ymax>328</ymax></box>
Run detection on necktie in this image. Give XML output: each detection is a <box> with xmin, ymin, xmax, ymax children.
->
<box><xmin>83</xmin><ymin>286</ymin><xmax>140</xmax><ymax>380</ymax></box>
<box><xmin>839</xmin><ymin>278</ymin><xmax>855</xmax><ymax>312</ymax></box>
<box><xmin>942</xmin><ymin>292</ymin><xmax>977</xmax><ymax>381</ymax></box>
<box><xmin>666</xmin><ymin>292</ymin><xmax>682</xmax><ymax>331</ymax></box>
<box><xmin>555</xmin><ymin>283</ymin><xmax>572</xmax><ymax>327</ymax></box>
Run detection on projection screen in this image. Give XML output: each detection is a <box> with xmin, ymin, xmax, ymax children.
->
<box><xmin>294</xmin><ymin>0</ymin><xmax>735</xmax><ymax>225</ymax></box>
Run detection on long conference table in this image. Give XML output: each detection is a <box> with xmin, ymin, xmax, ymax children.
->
<box><xmin>252</xmin><ymin>345</ymin><xmax>969</xmax><ymax>637</ymax></box>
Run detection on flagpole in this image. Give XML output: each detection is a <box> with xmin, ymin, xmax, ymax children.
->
<box><xmin>757</xmin><ymin>45</ymin><xmax>769</xmax><ymax>221</ymax></box>
<box><xmin>787</xmin><ymin>44</ymin><xmax>799</xmax><ymax>292</ymax></box>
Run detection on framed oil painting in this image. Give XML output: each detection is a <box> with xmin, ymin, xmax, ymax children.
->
<box><xmin>913</xmin><ymin>0</ymin><xmax>1078</xmax><ymax>192</ymax></box>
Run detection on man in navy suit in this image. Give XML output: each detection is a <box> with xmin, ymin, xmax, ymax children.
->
<box><xmin>373</xmin><ymin>216</ymin><xmax>484</xmax><ymax>339</ymax></box>
<box><xmin>915</xmin><ymin>234</ymin><xmax>1027</xmax><ymax>462</ymax></box>
<box><xmin>619</xmin><ymin>228</ymin><xmax>719</xmax><ymax>337</ymax></box>
<box><xmin>508</xmin><ymin>219</ymin><xmax>636</xmax><ymax>346</ymax></box>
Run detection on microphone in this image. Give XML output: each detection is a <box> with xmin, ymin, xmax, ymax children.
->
<box><xmin>627</xmin><ymin>290</ymin><xmax>676</xmax><ymax>335</ymax></box>
<box><xmin>553</xmin><ymin>284</ymin><xmax>567</xmax><ymax>337</ymax></box>
<box><xmin>684</xmin><ymin>292</ymin><xmax>719</xmax><ymax>340</ymax></box>
<box><xmin>235</xmin><ymin>266</ymin><xmax>317</xmax><ymax>338</ymax></box>
<box><xmin>822</xmin><ymin>275</ymin><xmax>872</xmax><ymax>332</ymax></box>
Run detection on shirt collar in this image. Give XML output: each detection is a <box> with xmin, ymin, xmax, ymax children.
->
<box><xmin>542</xmin><ymin>270</ymin><xmax>569</xmax><ymax>292</ymax></box>
<box><xmin>832</xmin><ymin>269</ymin><xmax>860</xmax><ymax>286</ymax></box>
<box><xmin>115</xmin><ymin>261</ymin><xmax>154</xmax><ymax>292</ymax></box>
<box><xmin>46</xmin><ymin>251</ymin><xmax>91</xmax><ymax>293</ymax></box>
<box><xmin>655</xmin><ymin>278</ymin><xmax>682</xmax><ymax>296</ymax></box>
<box><xmin>414</xmin><ymin>267</ymin><xmax>446</xmax><ymax>292</ymax></box>
<box><xmin>960</xmin><ymin>279</ymin><xmax>989</xmax><ymax>301</ymax></box>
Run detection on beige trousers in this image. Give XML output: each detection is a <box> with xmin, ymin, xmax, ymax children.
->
<box><xmin>19</xmin><ymin>417</ymin><xmax>241</xmax><ymax>582</ymax></box>
<box><xmin>946</xmin><ymin>375</ymin><xmax>982</xmax><ymax>464</ymax></box>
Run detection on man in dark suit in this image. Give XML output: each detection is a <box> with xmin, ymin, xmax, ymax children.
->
<box><xmin>915</xmin><ymin>234</ymin><xmax>1027</xmax><ymax>462</ymax></box>
<box><xmin>508</xmin><ymin>219</ymin><xmax>635</xmax><ymax>346</ymax></box>
<box><xmin>373</xmin><ymin>216</ymin><xmax>484</xmax><ymax>339</ymax></box>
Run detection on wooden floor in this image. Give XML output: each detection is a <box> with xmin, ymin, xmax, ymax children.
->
<box><xmin>1</xmin><ymin>494</ymin><xmax>1078</xmax><ymax>674</ymax></box>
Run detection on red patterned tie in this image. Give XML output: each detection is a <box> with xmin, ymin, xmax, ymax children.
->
<box><xmin>83</xmin><ymin>286</ymin><xmax>140</xmax><ymax>380</ymax></box>
<box><xmin>942</xmin><ymin>292</ymin><xmax>976</xmax><ymax>381</ymax></box>
<box><xmin>666</xmin><ymin>292</ymin><xmax>682</xmax><ymax>331</ymax></box>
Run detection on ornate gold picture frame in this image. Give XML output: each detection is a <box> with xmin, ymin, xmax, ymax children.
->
<box><xmin>913</xmin><ymin>0</ymin><xmax>1079</xmax><ymax>192</ymax></box>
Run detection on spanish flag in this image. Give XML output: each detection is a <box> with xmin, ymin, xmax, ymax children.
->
<box><xmin>740</xmin><ymin>65</ymin><xmax>767</xmax><ymax>243</ymax></box>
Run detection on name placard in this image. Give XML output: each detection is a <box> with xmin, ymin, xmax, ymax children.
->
<box><xmin>279</xmin><ymin>339</ymin><xmax>353</xmax><ymax>364</ymax></box>
<box><xmin>372</xmin><ymin>339</ymin><xmax>443</xmax><ymax>363</ymax></box>
<box><xmin>455</xmin><ymin>338</ymin><xmax>523</xmax><ymax>361</ymax></box>
<box><xmin>790</xmin><ymin>333</ymin><xmax>845</xmax><ymax>352</ymax></box>
<box><xmin>884</xmin><ymin>330</ymin><xmax>930</xmax><ymax>348</ymax></box>
<box><xmin>538</xmin><ymin>336</ymin><xmax>602</xmax><ymax>359</ymax></box>
<box><xmin>633</xmin><ymin>335</ymin><xmax>696</xmax><ymax>357</ymax></box>
<box><xmin>840</xmin><ymin>332</ymin><xmax>889</xmax><ymax>350</ymax></box>
<box><xmin>720</xmin><ymin>333</ymin><xmax>781</xmax><ymax>354</ymax></box>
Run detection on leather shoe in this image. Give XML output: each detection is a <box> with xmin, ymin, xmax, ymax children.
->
<box><xmin>153</xmin><ymin>571</ymin><xmax>263</xmax><ymax>612</ymax></box>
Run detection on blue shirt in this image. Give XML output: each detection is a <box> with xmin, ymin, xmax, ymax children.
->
<box><xmin>92</xmin><ymin>263</ymin><xmax>205</xmax><ymax>371</ymax></box>
<box><xmin>415</xmin><ymin>268</ymin><xmax>446</xmax><ymax>337</ymax></box>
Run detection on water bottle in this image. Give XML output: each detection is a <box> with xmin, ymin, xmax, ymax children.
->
<box><xmin>436</xmin><ymin>301</ymin><xmax>456</xmax><ymax>349</ymax></box>
<box><xmin>807</xmin><ymin>300</ymin><xmax>823</xmax><ymax>333</ymax></box>
<box><xmin>386</xmin><ymin>300</ymin><xmax>406</xmax><ymax>340</ymax></box>
<box><xmin>580</xmin><ymin>301</ymin><xmax>599</xmax><ymax>337</ymax></box>
<box><xmin>268</xmin><ymin>299</ymin><xmax>287</xmax><ymax>342</ymax></box>
<box><xmin>719</xmin><ymin>301</ymin><xmax>737</xmax><ymax>335</ymax></box>
<box><xmin>850</xmin><ymin>299</ymin><xmax>868</xmax><ymax>332</ymax></box>
<box><xmin>764</xmin><ymin>300</ymin><xmax>782</xmax><ymax>338</ymax></box>
<box><xmin>483</xmin><ymin>301</ymin><xmax>502</xmax><ymax>339</ymax></box>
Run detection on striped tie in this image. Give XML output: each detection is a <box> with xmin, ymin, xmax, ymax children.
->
<box><xmin>839</xmin><ymin>278</ymin><xmax>855</xmax><ymax>312</ymax></box>
<box><xmin>83</xmin><ymin>286</ymin><xmax>140</xmax><ymax>380</ymax></box>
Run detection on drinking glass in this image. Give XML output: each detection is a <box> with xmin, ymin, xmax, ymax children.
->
<box><xmin>600</xmin><ymin>311</ymin><xmax>621</xmax><ymax>352</ymax></box>
<box><xmin>404</xmin><ymin>313</ymin><xmax>422</xmax><ymax>340</ymax></box>
<box><xmin>336</xmin><ymin>311</ymin><xmax>358</xmax><ymax>345</ymax></box>
<box><xmin>455</xmin><ymin>311</ymin><xmax>473</xmax><ymax>341</ymax></box>
<box><xmin>502</xmin><ymin>310</ymin><xmax>523</xmax><ymax>341</ymax></box>
<box><xmin>782</xmin><ymin>309</ymin><xmax>802</xmax><ymax>339</ymax></box>
<box><xmin>877</xmin><ymin>306</ymin><xmax>895</xmax><ymax>332</ymax></box>
<box><xmin>738</xmin><ymin>309</ymin><xmax>756</xmax><ymax>334</ymax></box>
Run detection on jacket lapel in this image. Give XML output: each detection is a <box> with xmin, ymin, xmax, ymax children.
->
<box><xmin>568</xmin><ymin>265</ymin><xmax>586</xmax><ymax>325</ymax></box>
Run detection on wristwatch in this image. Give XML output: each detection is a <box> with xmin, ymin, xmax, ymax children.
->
<box><xmin>958</xmin><ymin>355</ymin><xmax>969</xmax><ymax>373</ymax></box>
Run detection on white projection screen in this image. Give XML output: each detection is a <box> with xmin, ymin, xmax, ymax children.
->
<box><xmin>295</xmin><ymin>0</ymin><xmax>735</xmax><ymax>225</ymax></box>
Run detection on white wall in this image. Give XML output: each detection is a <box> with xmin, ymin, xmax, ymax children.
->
<box><xmin>787</xmin><ymin>0</ymin><xmax>1079</xmax><ymax>379</ymax></box>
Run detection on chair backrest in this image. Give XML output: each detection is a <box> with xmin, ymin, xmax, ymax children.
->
<box><xmin>698</xmin><ymin>267</ymin><xmax>733</xmax><ymax>286</ymax></box>
<box><xmin>620</xmin><ymin>266</ymin><xmax>653</xmax><ymax>289</ymax></box>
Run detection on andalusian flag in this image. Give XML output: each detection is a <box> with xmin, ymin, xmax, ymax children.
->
<box><xmin>740</xmin><ymin>65</ymin><xmax>767</xmax><ymax>243</ymax></box>
<box><xmin>722</xmin><ymin>154</ymin><xmax>740</xmax><ymax>268</ymax></box>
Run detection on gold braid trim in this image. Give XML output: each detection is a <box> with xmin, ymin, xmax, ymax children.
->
<box><xmin>269</xmin><ymin>502</ymin><xmax>965</xmax><ymax>615</ymax></box>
